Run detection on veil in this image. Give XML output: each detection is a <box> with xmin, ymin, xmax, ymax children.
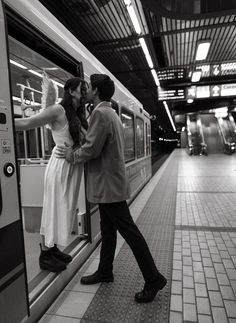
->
<box><xmin>41</xmin><ymin>71</ymin><xmax>59</xmax><ymax>109</ymax></box>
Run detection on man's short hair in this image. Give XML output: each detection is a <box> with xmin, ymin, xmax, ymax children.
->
<box><xmin>90</xmin><ymin>74</ymin><xmax>115</xmax><ymax>101</ymax></box>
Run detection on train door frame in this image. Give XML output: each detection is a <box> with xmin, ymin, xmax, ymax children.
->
<box><xmin>5</xmin><ymin>4</ymin><xmax>92</xmax><ymax>245</ymax></box>
<box><xmin>0</xmin><ymin>1</ymin><xmax>29</xmax><ymax>322</ymax></box>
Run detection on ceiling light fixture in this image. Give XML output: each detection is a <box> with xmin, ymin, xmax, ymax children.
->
<box><xmin>195</xmin><ymin>41</ymin><xmax>211</xmax><ymax>61</ymax></box>
<box><xmin>52</xmin><ymin>80</ymin><xmax>64</xmax><ymax>88</ymax></box>
<box><xmin>125</xmin><ymin>0</ymin><xmax>160</xmax><ymax>89</ymax></box>
<box><xmin>121</xmin><ymin>113</ymin><xmax>132</xmax><ymax>120</ymax></box>
<box><xmin>163</xmin><ymin>101</ymin><xmax>176</xmax><ymax>131</ymax></box>
<box><xmin>139</xmin><ymin>38</ymin><xmax>153</xmax><ymax>68</ymax></box>
<box><xmin>151</xmin><ymin>69</ymin><xmax>160</xmax><ymax>87</ymax></box>
<box><xmin>10</xmin><ymin>59</ymin><xmax>27</xmax><ymax>69</ymax></box>
<box><xmin>191</xmin><ymin>71</ymin><xmax>201</xmax><ymax>82</ymax></box>
<box><xmin>124</xmin><ymin>0</ymin><xmax>141</xmax><ymax>34</ymax></box>
<box><xmin>28</xmin><ymin>69</ymin><xmax>43</xmax><ymax>78</ymax></box>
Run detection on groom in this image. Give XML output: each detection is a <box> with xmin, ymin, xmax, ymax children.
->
<box><xmin>56</xmin><ymin>74</ymin><xmax>167</xmax><ymax>303</ymax></box>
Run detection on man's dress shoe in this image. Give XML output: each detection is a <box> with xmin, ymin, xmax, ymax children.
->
<box><xmin>81</xmin><ymin>270</ymin><xmax>114</xmax><ymax>285</ymax></box>
<box><xmin>135</xmin><ymin>274</ymin><xmax>167</xmax><ymax>303</ymax></box>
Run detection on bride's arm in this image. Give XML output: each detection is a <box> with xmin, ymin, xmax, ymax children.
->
<box><xmin>15</xmin><ymin>104</ymin><xmax>60</xmax><ymax>131</ymax></box>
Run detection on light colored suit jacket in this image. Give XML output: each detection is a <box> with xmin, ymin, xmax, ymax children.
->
<box><xmin>72</xmin><ymin>101</ymin><xmax>130</xmax><ymax>203</ymax></box>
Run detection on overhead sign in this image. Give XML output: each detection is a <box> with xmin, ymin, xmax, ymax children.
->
<box><xmin>195</xmin><ymin>62</ymin><xmax>236</xmax><ymax>78</ymax></box>
<box><xmin>158</xmin><ymin>88</ymin><xmax>185</xmax><ymax>101</ymax></box>
<box><xmin>157</xmin><ymin>68</ymin><xmax>185</xmax><ymax>81</ymax></box>
<box><xmin>186</xmin><ymin>83</ymin><xmax>236</xmax><ymax>99</ymax></box>
<box><xmin>221</xmin><ymin>84</ymin><xmax>236</xmax><ymax>96</ymax></box>
<box><xmin>210</xmin><ymin>85</ymin><xmax>220</xmax><ymax>97</ymax></box>
<box><xmin>211</xmin><ymin>65</ymin><xmax>220</xmax><ymax>76</ymax></box>
<box><xmin>186</xmin><ymin>86</ymin><xmax>196</xmax><ymax>99</ymax></box>
<box><xmin>196</xmin><ymin>86</ymin><xmax>210</xmax><ymax>98</ymax></box>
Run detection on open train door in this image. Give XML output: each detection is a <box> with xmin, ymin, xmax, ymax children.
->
<box><xmin>0</xmin><ymin>1</ymin><xmax>29</xmax><ymax>322</ymax></box>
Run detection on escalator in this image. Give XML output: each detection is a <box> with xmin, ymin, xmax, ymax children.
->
<box><xmin>200</xmin><ymin>114</ymin><xmax>224</xmax><ymax>154</ymax></box>
<box><xmin>218</xmin><ymin>117</ymin><xmax>236</xmax><ymax>154</ymax></box>
<box><xmin>187</xmin><ymin>114</ymin><xmax>206</xmax><ymax>155</ymax></box>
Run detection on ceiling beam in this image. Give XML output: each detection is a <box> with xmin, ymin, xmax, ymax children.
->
<box><xmin>86</xmin><ymin>20</ymin><xmax>236</xmax><ymax>48</ymax></box>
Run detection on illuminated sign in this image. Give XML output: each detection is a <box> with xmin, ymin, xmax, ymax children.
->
<box><xmin>211</xmin><ymin>65</ymin><xmax>220</xmax><ymax>76</ymax></box>
<box><xmin>196</xmin><ymin>86</ymin><xmax>210</xmax><ymax>98</ymax></box>
<box><xmin>193</xmin><ymin>62</ymin><xmax>236</xmax><ymax>78</ymax></box>
<box><xmin>210</xmin><ymin>85</ymin><xmax>220</xmax><ymax>97</ymax></box>
<box><xmin>221</xmin><ymin>84</ymin><xmax>236</xmax><ymax>96</ymax></box>
<box><xmin>157</xmin><ymin>68</ymin><xmax>185</xmax><ymax>81</ymax></box>
<box><xmin>186</xmin><ymin>86</ymin><xmax>196</xmax><ymax>99</ymax></box>
<box><xmin>186</xmin><ymin>83</ymin><xmax>236</xmax><ymax>99</ymax></box>
<box><xmin>158</xmin><ymin>88</ymin><xmax>185</xmax><ymax>101</ymax></box>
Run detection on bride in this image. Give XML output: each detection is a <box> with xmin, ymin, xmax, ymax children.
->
<box><xmin>15</xmin><ymin>73</ymin><xmax>88</xmax><ymax>273</ymax></box>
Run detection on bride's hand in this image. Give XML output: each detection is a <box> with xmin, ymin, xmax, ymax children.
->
<box><xmin>21</xmin><ymin>103</ymin><xmax>27</xmax><ymax>111</ymax></box>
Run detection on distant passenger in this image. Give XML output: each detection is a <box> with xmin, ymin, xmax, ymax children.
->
<box><xmin>56</xmin><ymin>74</ymin><xmax>167</xmax><ymax>303</ymax></box>
<box><xmin>15</xmin><ymin>76</ymin><xmax>88</xmax><ymax>273</ymax></box>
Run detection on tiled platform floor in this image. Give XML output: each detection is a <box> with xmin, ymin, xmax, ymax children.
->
<box><xmin>171</xmin><ymin>152</ymin><xmax>236</xmax><ymax>323</ymax></box>
<box><xmin>40</xmin><ymin>150</ymin><xmax>236</xmax><ymax>323</ymax></box>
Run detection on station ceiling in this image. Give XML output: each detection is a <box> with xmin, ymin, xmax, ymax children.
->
<box><xmin>39</xmin><ymin>0</ymin><xmax>236</xmax><ymax>133</ymax></box>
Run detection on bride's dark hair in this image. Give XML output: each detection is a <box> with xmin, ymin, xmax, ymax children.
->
<box><xmin>60</xmin><ymin>77</ymin><xmax>88</xmax><ymax>148</ymax></box>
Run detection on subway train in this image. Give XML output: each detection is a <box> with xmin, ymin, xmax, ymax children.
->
<box><xmin>0</xmin><ymin>0</ymin><xmax>152</xmax><ymax>322</ymax></box>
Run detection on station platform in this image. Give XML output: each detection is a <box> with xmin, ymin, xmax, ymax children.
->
<box><xmin>39</xmin><ymin>149</ymin><xmax>236</xmax><ymax>323</ymax></box>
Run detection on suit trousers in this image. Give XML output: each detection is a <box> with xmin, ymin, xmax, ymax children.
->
<box><xmin>97</xmin><ymin>201</ymin><xmax>160</xmax><ymax>284</ymax></box>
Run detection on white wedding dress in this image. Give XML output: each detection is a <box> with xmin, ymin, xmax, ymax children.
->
<box><xmin>40</xmin><ymin>110</ymin><xmax>83</xmax><ymax>247</ymax></box>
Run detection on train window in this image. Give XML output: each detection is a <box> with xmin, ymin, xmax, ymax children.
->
<box><xmin>8</xmin><ymin>36</ymin><xmax>73</xmax><ymax>159</ymax></box>
<box><xmin>136</xmin><ymin>117</ymin><xmax>145</xmax><ymax>158</ymax></box>
<box><xmin>146</xmin><ymin>123</ymin><xmax>151</xmax><ymax>156</ymax></box>
<box><xmin>145</xmin><ymin>123</ymin><xmax>148</xmax><ymax>155</ymax></box>
<box><xmin>121</xmin><ymin>109</ymin><xmax>135</xmax><ymax>162</ymax></box>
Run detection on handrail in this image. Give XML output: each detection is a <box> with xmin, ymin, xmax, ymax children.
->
<box><xmin>17</xmin><ymin>83</ymin><xmax>45</xmax><ymax>159</ymax></box>
<box><xmin>217</xmin><ymin>118</ymin><xmax>227</xmax><ymax>145</ymax></box>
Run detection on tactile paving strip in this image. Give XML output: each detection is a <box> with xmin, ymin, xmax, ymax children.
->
<box><xmin>81</xmin><ymin>154</ymin><xmax>179</xmax><ymax>323</ymax></box>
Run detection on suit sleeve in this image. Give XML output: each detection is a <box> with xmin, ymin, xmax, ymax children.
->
<box><xmin>72</xmin><ymin>109</ymin><xmax>107</xmax><ymax>163</ymax></box>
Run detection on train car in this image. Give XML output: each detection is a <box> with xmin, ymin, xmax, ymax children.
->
<box><xmin>0</xmin><ymin>0</ymin><xmax>151</xmax><ymax>321</ymax></box>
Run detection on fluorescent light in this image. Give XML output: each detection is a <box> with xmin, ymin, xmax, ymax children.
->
<box><xmin>191</xmin><ymin>71</ymin><xmax>201</xmax><ymax>82</ymax></box>
<box><xmin>42</xmin><ymin>67</ymin><xmax>59</xmax><ymax>71</ymax></box>
<box><xmin>124</xmin><ymin>1</ymin><xmax>141</xmax><ymax>34</ymax></box>
<box><xmin>187</xmin><ymin>99</ymin><xmax>194</xmax><ymax>103</ymax></box>
<box><xmin>163</xmin><ymin>101</ymin><xmax>176</xmax><ymax>131</ymax></box>
<box><xmin>121</xmin><ymin>113</ymin><xmax>132</xmax><ymax>120</ymax></box>
<box><xmin>28</xmin><ymin>69</ymin><xmax>43</xmax><ymax>78</ymax></box>
<box><xmin>195</xmin><ymin>42</ymin><xmax>211</xmax><ymax>61</ymax></box>
<box><xmin>52</xmin><ymin>80</ymin><xmax>64</xmax><ymax>88</ymax></box>
<box><xmin>151</xmin><ymin>69</ymin><xmax>160</xmax><ymax>87</ymax></box>
<box><xmin>139</xmin><ymin>38</ymin><xmax>149</xmax><ymax>56</ymax></box>
<box><xmin>139</xmin><ymin>38</ymin><xmax>153</xmax><ymax>68</ymax></box>
<box><xmin>182</xmin><ymin>127</ymin><xmax>185</xmax><ymax>131</ymax></box>
<box><xmin>10</xmin><ymin>59</ymin><xmax>27</xmax><ymax>69</ymax></box>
